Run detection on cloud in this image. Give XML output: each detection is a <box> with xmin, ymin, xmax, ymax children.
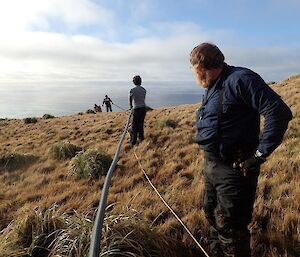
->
<box><xmin>224</xmin><ymin>46</ymin><xmax>300</xmax><ymax>82</ymax></box>
<box><xmin>127</xmin><ymin>0</ymin><xmax>154</xmax><ymax>22</ymax></box>
<box><xmin>1</xmin><ymin>26</ymin><xmax>299</xmax><ymax>83</ymax></box>
<box><xmin>0</xmin><ymin>1</ymin><xmax>298</xmax><ymax>83</ymax></box>
<box><xmin>0</xmin><ymin>0</ymin><xmax>114</xmax><ymax>34</ymax></box>
<box><xmin>0</xmin><ymin>21</ymin><xmax>220</xmax><ymax>82</ymax></box>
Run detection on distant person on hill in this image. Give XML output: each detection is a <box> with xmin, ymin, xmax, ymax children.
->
<box><xmin>189</xmin><ymin>43</ymin><xmax>292</xmax><ymax>257</ymax></box>
<box><xmin>129</xmin><ymin>75</ymin><xmax>147</xmax><ymax>145</ymax></box>
<box><xmin>94</xmin><ymin>104</ymin><xmax>102</xmax><ymax>112</ymax></box>
<box><xmin>102</xmin><ymin>95</ymin><xmax>113</xmax><ymax>112</ymax></box>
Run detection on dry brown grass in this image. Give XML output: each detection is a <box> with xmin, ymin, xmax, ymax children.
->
<box><xmin>48</xmin><ymin>141</ymin><xmax>82</xmax><ymax>160</ymax></box>
<box><xmin>0</xmin><ymin>204</ymin><xmax>202</xmax><ymax>257</ymax></box>
<box><xmin>0</xmin><ymin>75</ymin><xmax>299</xmax><ymax>256</ymax></box>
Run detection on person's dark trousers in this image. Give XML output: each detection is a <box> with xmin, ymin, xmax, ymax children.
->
<box><xmin>130</xmin><ymin>107</ymin><xmax>146</xmax><ymax>145</ymax></box>
<box><xmin>203</xmin><ymin>152</ymin><xmax>259</xmax><ymax>257</ymax></box>
<box><xmin>106</xmin><ymin>104</ymin><xmax>112</xmax><ymax>112</ymax></box>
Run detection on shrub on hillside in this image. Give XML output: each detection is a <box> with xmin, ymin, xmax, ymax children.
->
<box><xmin>42</xmin><ymin>114</ymin><xmax>55</xmax><ymax>119</ymax></box>
<box><xmin>48</xmin><ymin>142</ymin><xmax>82</xmax><ymax>160</ymax></box>
<box><xmin>158</xmin><ymin>119</ymin><xmax>177</xmax><ymax>129</ymax></box>
<box><xmin>0</xmin><ymin>118</ymin><xmax>8</xmax><ymax>127</ymax></box>
<box><xmin>86</xmin><ymin>109</ymin><xmax>96</xmax><ymax>114</ymax></box>
<box><xmin>70</xmin><ymin>149</ymin><xmax>112</xmax><ymax>179</ymax></box>
<box><xmin>24</xmin><ymin>117</ymin><xmax>38</xmax><ymax>124</ymax></box>
<box><xmin>0</xmin><ymin>153</ymin><xmax>39</xmax><ymax>172</ymax></box>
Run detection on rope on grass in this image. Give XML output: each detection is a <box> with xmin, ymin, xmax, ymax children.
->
<box><xmin>133</xmin><ymin>149</ymin><xmax>210</xmax><ymax>257</ymax></box>
<box><xmin>112</xmin><ymin>103</ymin><xmax>127</xmax><ymax>112</ymax></box>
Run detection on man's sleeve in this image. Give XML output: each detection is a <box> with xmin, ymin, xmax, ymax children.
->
<box><xmin>129</xmin><ymin>89</ymin><xmax>133</xmax><ymax>96</ymax></box>
<box><xmin>237</xmin><ymin>74</ymin><xmax>293</xmax><ymax>157</ymax></box>
<box><xmin>129</xmin><ymin>90</ymin><xmax>133</xmax><ymax>108</ymax></box>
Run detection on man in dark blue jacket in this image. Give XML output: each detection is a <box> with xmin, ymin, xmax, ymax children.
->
<box><xmin>190</xmin><ymin>43</ymin><xmax>292</xmax><ymax>257</ymax></box>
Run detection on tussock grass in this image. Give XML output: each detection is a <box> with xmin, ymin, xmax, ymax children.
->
<box><xmin>158</xmin><ymin>119</ymin><xmax>178</xmax><ymax>129</ymax></box>
<box><xmin>0</xmin><ymin>204</ymin><xmax>76</xmax><ymax>257</ymax></box>
<box><xmin>42</xmin><ymin>113</ymin><xmax>55</xmax><ymax>119</ymax></box>
<box><xmin>70</xmin><ymin>149</ymin><xmax>112</xmax><ymax>179</ymax></box>
<box><xmin>282</xmin><ymin>74</ymin><xmax>300</xmax><ymax>82</ymax></box>
<box><xmin>86</xmin><ymin>109</ymin><xmax>96</xmax><ymax>114</ymax></box>
<box><xmin>0</xmin><ymin>204</ymin><xmax>200</xmax><ymax>257</ymax></box>
<box><xmin>0</xmin><ymin>118</ymin><xmax>9</xmax><ymax>127</ymax></box>
<box><xmin>48</xmin><ymin>142</ymin><xmax>82</xmax><ymax>160</ymax></box>
<box><xmin>23</xmin><ymin>117</ymin><xmax>38</xmax><ymax>124</ymax></box>
<box><xmin>0</xmin><ymin>153</ymin><xmax>38</xmax><ymax>172</ymax></box>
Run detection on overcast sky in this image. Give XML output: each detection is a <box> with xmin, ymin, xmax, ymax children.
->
<box><xmin>0</xmin><ymin>0</ymin><xmax>299</xmax><ymax>84</ymax></box>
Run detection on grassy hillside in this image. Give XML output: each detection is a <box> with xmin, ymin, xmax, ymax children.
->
<box><xmin>0</xmin><ymin>75</ymin><xmax>299</xmax><ymax>257</ymax></box>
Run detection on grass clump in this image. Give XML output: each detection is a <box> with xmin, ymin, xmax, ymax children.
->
<box><xmin>42</xmin><ymin>114</ymin><xmax>55</xmax><ymax>119</ymax></box>
<box><xmin>24</xmin><ymin>117</ymin><xmax>38</xmax><ymax>124</ymax></box>
<box><xmin>0</xmin><ymin>118</ymin><xmax>8</xmax><ymax>127</ymax></box>
<box><xmin>0</xmin><ymin>153</ymin><xmax>39</xmax><ymax>172</ymax></box>
<box><xmin>0</xmin><ymin>204</ymin><xmax>87</xmax><ymax>257</ymax></box>
<box><xmin>287</xmin><ymin>74</ymin><xmax>300</xmax><ymax>81</ymax></box>
<box><xmin>86</xmin><ymin>109</ymin><xmax>96</xmax><ymax>114</ymax></box>
<box><xmin>70</xmin><ymin>149</ymin><xmax>112</xmax><ymax>179</ymax></box>
<box><xmin>158</xmin><ymin>119</ymin><xmax>177</xmax><ymax>129</ymax></box>
<box><xmin>48</xmin><ymin>142</ymin><xmax>82</xmax><ymax>160</ymax></box>
<box><xmin>100</xmin><ymin>214</ymin><xmax>198</xmax><ymax>257</ymax></box>
<box><xmin>0</xmin><ymin>205</ymin><xmax>198</xmax><ymax>257</ymax></box>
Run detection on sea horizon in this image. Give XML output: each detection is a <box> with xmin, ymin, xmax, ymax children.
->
<box><xmin>0</xmin><ymin>81</ymin><xmax>204</xmax><ymax>119</ymax></box>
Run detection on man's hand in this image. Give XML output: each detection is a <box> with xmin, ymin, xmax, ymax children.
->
<box><xmin>239</xmin><ymin>154</ymin><xmax>266</xmax><ymax>176</ymax></box>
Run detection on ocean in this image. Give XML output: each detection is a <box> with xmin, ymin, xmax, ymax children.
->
<box><xmin>0</xmin><ymin>81</ymin><xmax>204</xmax><ymax>118</ymax></box>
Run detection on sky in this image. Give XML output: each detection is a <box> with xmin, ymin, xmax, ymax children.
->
<box><xmin>0</xmin><ymin>0</ymin><xmax>299</xmax><ymax>84</ymax></box>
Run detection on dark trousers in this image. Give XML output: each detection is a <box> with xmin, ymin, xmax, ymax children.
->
<box><xmin>130</xmin><ymin>107</ymin><xmax>146</xmax><ymax>145</ymax></box>
<box><xmin>203</xmin><ymin>153</ymin><xmax>259</xmax><ymax>257</ymax></box>
<box><xmin>105</xmin><ymin>104</ymin><xmax>112</xmax><ymax>112</ymax></box>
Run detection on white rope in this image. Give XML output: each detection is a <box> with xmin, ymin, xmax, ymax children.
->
<box><xmin>112</xmin><ymin>103</ymin><xmax>127</xmax><ymax>111</ymax></box>
<box><xmin>133</xmin><ymin>149</ymin><xmax>210</xmax><ymax>257</ymax></box>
